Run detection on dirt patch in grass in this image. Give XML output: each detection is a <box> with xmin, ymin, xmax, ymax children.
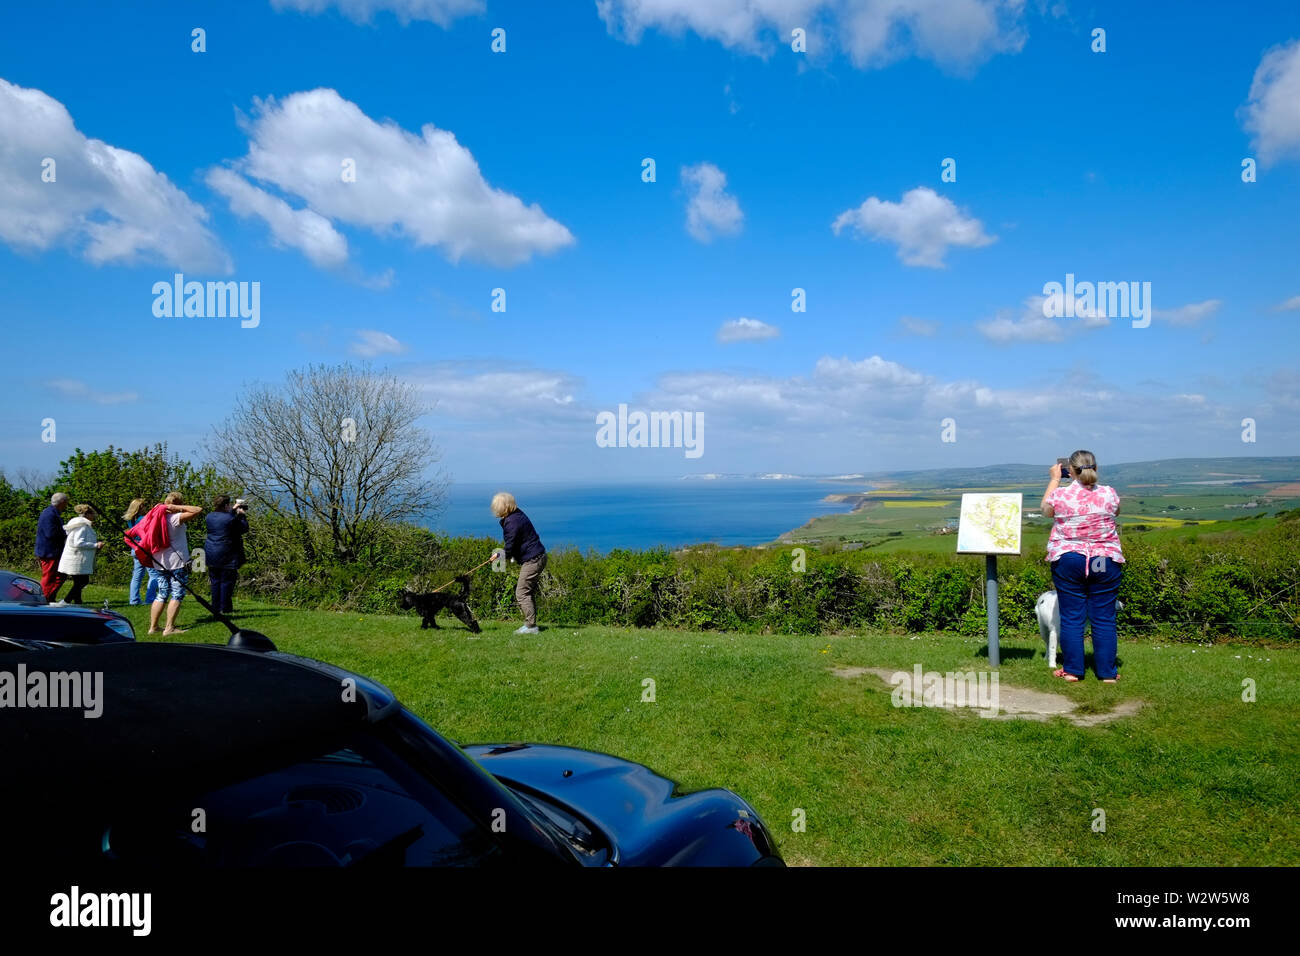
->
<box><xmin>833</xmin><ymin>666</ymin><xmax>1143</xmax><ymax>727</ymax></box>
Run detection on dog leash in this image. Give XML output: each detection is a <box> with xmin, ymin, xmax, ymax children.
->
<box><xmin>430</xmin><ymin>553</ymin><xmax>499</xmax><ymax>593</ymax></box>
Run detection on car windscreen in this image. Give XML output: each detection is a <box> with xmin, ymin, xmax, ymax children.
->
<box><xmin>100</xmin><ymin>731</ymin><xmax>506</xmax><ymax>867</ymax></box>
<box><xmin>1</xmin><ymin>575</ymin><xmax>44</xmax><ymax>604</ymax></box>
<box><xmin>0</xmin><ymin>611</ymin><xmax>132</xmax><ymax>644</ymax></box>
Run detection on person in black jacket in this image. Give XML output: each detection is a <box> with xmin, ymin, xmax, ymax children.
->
<box><xmin>205</xmin><ymin>495</ymin><xmax>249</xmax><ymax>615</ymax></box>
<box><xmin>491</xmin><ymin>492</ymin><xmax>546</xmax><ymax>634</ymax></box>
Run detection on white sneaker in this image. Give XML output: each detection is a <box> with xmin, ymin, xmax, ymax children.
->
<box><xmin>50</xmin><ymin>600</ymin><xmax>68</xmax><ymax>607</ymax></box>
<box><xmin>514</xmin><ymin>625</ymin><xmax>540</xmax><ymax>635</ymax></box>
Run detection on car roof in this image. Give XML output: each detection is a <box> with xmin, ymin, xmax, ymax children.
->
<box><xmin>2</xmin><ymin>642</ymin><xmax>374</xmax><ymax>815</ymax></box>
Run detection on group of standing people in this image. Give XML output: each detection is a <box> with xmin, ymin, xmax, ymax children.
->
<box><xmin>33</xmin><ymin>491</ymin><xmax>249</xmax><ymax>633</ymax></box>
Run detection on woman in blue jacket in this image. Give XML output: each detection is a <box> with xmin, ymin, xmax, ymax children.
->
<box><xmin>204</xmin><ymin>496</ymin><xmax>249</xmax><ymax>615</ymax></box>
<box><xmin>491</xmin><ymin>492</ymin><xmax>546</xmax><ymax>634</ymax></box>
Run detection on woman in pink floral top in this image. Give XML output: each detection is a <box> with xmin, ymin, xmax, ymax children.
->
<box><xmin>1040</xmin><ymin>450</ymin><xmax>1124</xmax><ymax>683</ymax></box>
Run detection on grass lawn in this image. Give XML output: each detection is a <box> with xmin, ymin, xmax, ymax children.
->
<box><xmin>83</xmin><ymin>584</ymin><xmax>1300</xmax><ymax>867</ymax></box>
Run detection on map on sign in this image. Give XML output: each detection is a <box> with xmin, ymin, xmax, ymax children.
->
<box><xmin>956</xmin><ymin>493</ymin><xmax>1023</xmax><ymax>555</ymax></box>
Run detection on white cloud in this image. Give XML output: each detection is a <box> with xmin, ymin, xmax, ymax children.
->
<box><xmin>1241</xmin><ymin>39</ymin><xmax>1300</xmax><ymax>166</ymax></box>
<box><xmin>0</xmin><ymin>78</ymin><xmax>229</xmax><ymax>272</ymax></box>
<box><xmin>976</xmin><ymin>294</ymin><xmax>1108</xmax><ymax>344</ymax></box>
<box><xmin>47</xmin><ymin>379</ymin><xmax>139</xmax><ymax>405</ymax></box>
<box><xmin>350</xmin><ymin>329</ymin><xmax>410</xmax><ymax>357</ymax></box>
<box><xmin>682</xmin><ymin>162</ymin><xmax>743</xmax><ymax>242</ymax></box>
<box><xmin>832</xmin><ymin>186</ymin><xmax>994</xmax><ymax>267</ymax></box>
<box><xmin>596</xmin><ymin>0</ymin><xmax>1028</xmax><ymax>70</ymax></box>
<box><xmin>270</xmin><ymin>0</ymin><xmax>483</xmax><ymax>26</ymax></box>
<box><xmin>1154</xmin><ymin>299</ymin><xmax>1222</xmax><ymax>326</ymax></box>
<box><xmin>1273</xmin><ymin>295</ymin><xmax>1300</xmax><ymax>312</ymax></box>
<box><xmin>409</xmin><ymin>362</ymin><xmax>584</xmax><ymax>423</ymax></box>
<box><xmin>210</xmin><ymin>88</ymin><xmax>574</xmax><ymax>268</ymax></box>
<box><xmin>383</xmin><ymin>351</ymin><xmax>1290</xmax><ymax>478</ymax></box>
<box><xmin>898</xmin><ymin>316</ymin><xmax>939</xmax><ymax>336</ymax></box>
<box><xmin>718</xmin><ymin>317</ymin><xmax>779</xmax><ymax>342</ymax></box>
<box><xmin>206</xmin><ymin>167</ymin><xmax>348</xmax><ymax>268</ymax></box>
<box><xmin>814</xmin><ymin>355</ymin><xmax>927</xmax><ymax>388</ymax></box>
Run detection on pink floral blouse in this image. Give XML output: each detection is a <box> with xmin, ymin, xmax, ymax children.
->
<box><xmin>1044</xmin><ymin>482</ymin><xmax>1124</xmax><ymax>572</ymax></box>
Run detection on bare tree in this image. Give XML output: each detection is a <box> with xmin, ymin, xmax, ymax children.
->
<box><xmin>209</xmin><ymin>363</ymin><xmax>443</xmax><ymax>562</ymax></box>
<box><xmin>14</xmin><ymin>467</ymin><xmax>56</xmax><ymax>495</ymax></box>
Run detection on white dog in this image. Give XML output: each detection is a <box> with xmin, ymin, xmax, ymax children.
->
<box><xmin>1036</xmin><ymin>591</ymin><xmax>1123</xmax><ymax>669</ymax></box>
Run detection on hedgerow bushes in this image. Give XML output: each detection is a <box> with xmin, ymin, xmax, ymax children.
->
<box><xmin>4</xmin><ymin>482</ymin><xmax>1297</xmax><ymax>638</ymax></box>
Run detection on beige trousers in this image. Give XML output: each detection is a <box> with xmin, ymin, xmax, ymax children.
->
<box><xmin>516</xmin><ymin>553</ymin><xmax>547</xmax><ymax>627</ymax></box>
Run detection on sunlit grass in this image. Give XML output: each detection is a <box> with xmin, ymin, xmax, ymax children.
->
<box><xmin>85</xmin><ymin>584</ymin><xmax>1300</xmax><ymax>867</ymax></box>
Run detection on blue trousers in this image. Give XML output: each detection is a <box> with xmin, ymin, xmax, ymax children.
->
<box><xmin>1051</xmin><ymin>551</ymin><xmax>1123</xmax><ymax>680</ymax></box>
<box><xmin>129</xmin><ymin>557</ymin><xmax>157</xmax><ymax>605</ymax></box>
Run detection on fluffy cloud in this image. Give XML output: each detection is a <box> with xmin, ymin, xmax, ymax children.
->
<box><xmin>833</xmin><ymin>186</ymin><xmax>994</xmax><ymax>267</ymax></box>
<box><xmin>1273</xmin><ymin>294</ymin><xmax>1300</xmax><ymax>312</ymax></box>
<box><xmin>0</xmin><ymin>78</ymin><xmax>229</xmax><ymax>272</ymax></box>
<box><xmin>410</xmin><ymin>362</ymin><xmax>583</xmax><ymax>423</ymax></box>
<box><xmin>1154</xmin><ymin>299</ymin><xmax>1222</xmax><ymax>326</ymax></box>
<box><xmin>1241</xmin><ymin>39</ymin><xmax>1300</xmax><ymax>166</ymax></box>
<box><xmin>209</xmin><ymin>88</ymin><xmax>574</xmax><ymax>268</ymax></box>
<box><xmin>682</xmin><ymin>162</ymin><xmax>744</xmax><ymax>242</ymax></box>
<box><xmin>394</xmin><ymin>352</ymin><xmax>1287</xmax><ymax>477</ymax></box>
<box><xmin>206</xmin><ymin>167</ymin><xmax>347</xmax><ymax>268</ymax></box>
<box><xmin>976</xmin><ymin>294</ymin><xmax>1108</xmax><ymax>344</ymax></box>
<box><xmin>718</xmin><ymin>317</ymin><xmax>779</xmax><ymax>342</ymax></box>
<box><xmin>596</xmin><ymin>0</ymin><xmax>1028</xmax><ymax>71</ymax></box>
<box><xmin>350</xmin><ymin>329</ymin><xmax>410</xmax><ymax>357</ymax></box>
<box><xmin>270</xmin><ymin>0</ymin><xmax>483</xmax><ymax>26</ymax></box>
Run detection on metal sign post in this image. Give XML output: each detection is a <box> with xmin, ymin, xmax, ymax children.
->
<box><xmin>985</xmin><ymin>554</ymin><xmax>999</xmax><ymax>668</ymax></box>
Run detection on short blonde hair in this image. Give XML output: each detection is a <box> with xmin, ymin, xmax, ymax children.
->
<box><xmin>490</xmin><ymin>492</ymin><xmax>517</xmax><ymax>518</ymax></box>
<box><xmin>1069</xmin><ymin>450</ymin><xmax>1099</xmax><ymax>487</ymax></box>
<box><xmin>164</xmin><ymin>491</ymin><xmax>184</xmax><ymax>505</ymax></box>
<box><xmin>74</xmin><ymin>503</ymin><xmax>96</xmax><ymax>519</ymax></box>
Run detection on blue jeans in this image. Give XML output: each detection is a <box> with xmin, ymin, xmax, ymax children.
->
<box><xmin>130</xmin><ymin>557</ymin><xmax>157</xmax><ymax>605</ymax></box>
<box><xmin>1051</xmin><ymin>552</ymin><xmax>1123</xmax><ymax>679</ymax></box>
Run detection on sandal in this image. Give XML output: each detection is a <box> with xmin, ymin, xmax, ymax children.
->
<box><xmin>1101</xmin><ymin>675</ymin><xmax>1120</xmax><ymax>683</ymax></box>
<box><xmin>1053</xmin><ymin>668</ymin><xmax>1080</xmax><ymax>683</ymax></box>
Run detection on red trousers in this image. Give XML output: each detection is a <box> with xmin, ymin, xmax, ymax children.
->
<box><xmin>39</xmin><ymin>558</ymin><xmax>66</xmax><ymax>602</ymax></box>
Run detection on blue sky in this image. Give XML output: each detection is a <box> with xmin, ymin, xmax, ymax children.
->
<box><xmin>2</xmin><ymin>0</ymin><xmax>1298</xmax><ymax>485</ymax></box>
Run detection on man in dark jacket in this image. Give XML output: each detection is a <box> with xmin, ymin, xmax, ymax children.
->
<box><xmin>35</xmin><ymin>492</ymin><xmax>71</xmax><ymax>602</ymax></box>
<box><xmin>204</xmin><ymin>496</ymin><xmax>249</xmax><ymax>615</ymax></box>
<box><xmin>491</xmin><ymin>492</ymin><xmax>546</xmax><ymax>634</ymax></box>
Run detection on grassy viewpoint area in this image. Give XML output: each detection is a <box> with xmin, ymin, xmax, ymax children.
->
<box><xmin>86</xmin><ymin>584</ymin><xmax>1300</xmax><ymax>867</ymax></box>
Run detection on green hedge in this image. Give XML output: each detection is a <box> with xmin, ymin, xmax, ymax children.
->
<box><xmin>5</xmin><ymin>512</ymin><xmax>1297</xmax><ymax>640</ymax></box>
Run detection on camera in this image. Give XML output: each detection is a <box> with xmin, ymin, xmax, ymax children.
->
<box><xmin>234</xmin><ymin>498</ymin><xmax>247</xmax><ymax>510</ymax></box>
<box><xmin>1056</xmin><ymin>458</ymin><xmax>1072</xmax><ymax>479</ymax></box>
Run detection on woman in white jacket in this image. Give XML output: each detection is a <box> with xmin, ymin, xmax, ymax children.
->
<box><xmin>57</xmin><ymin>504</ymin><xmax>104</xmax><ymax>604</ymax></box>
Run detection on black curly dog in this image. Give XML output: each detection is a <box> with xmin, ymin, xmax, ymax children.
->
<box><xmin>400</xmin><ymin>575</ymin><xmax>481</xmax><ymax>633</ymax></box>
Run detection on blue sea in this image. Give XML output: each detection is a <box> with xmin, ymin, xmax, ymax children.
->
<box><xmin>425</xmin><ymin>479</ymin><xmax>864</xmax><ymax>553</ymax></box>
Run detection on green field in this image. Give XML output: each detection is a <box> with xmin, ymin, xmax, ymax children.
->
<box><xmin>783</xmin><ymin>475</ymin><xmax>1300</xmax><ymax>557</ymax></box>
<box><xmin>81</xmin><ymin>583</ymin><xmax>1300</xmax><ymax>867</ymax></box>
